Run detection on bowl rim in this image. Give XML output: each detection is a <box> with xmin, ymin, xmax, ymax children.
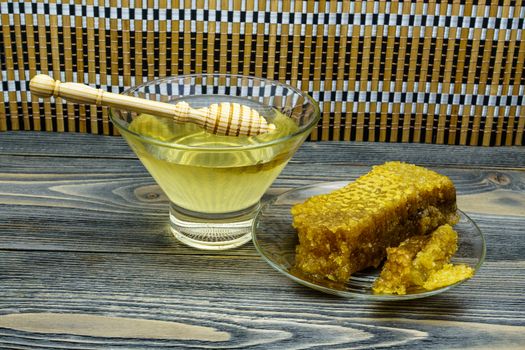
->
<box><xmin>109</xmin><ymin>73</ymin><xmax>321</xmax><ymax>151</ymax></box>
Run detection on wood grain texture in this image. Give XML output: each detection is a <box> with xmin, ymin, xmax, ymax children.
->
<box><xmin>0</xmin><ymin>313</ymin><xmax>230</xmax><ymax>342</ymax></box>
<box><xmin>0</xmin><ymin>132</ymin><xmax>524</xmax><ymax>349</ymax></box>
<box><xmin>0</xmin><ymin>251</ymin><xmax>523</xmax><ymax>349</ymax></box>
<box><xmin>0</xmin><ymin>132</ymin><xmax>524</xmax><ymax>168</ymax></box>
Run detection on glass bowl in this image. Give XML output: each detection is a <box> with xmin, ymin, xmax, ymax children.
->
<box><xmin>109</xmin><ymin>74</ymin><xmax>320</xmax><ymax>250</ymax></box>
<box><xmin>253</xmin><ymin>181</ymin><xmax>486</xmax><ymax>300</ymax></box>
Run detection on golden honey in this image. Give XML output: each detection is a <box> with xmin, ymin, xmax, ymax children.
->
<box><xmin>126</xmin><ymin>109</ymin><xmax>299</xmax><ymax>214</ymax></box>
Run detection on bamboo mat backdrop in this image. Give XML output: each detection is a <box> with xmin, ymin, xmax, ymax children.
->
<box><xmin>1</xmin><ymin>0</ymin><xmax>524</xmax><ymax>146</ymax></box>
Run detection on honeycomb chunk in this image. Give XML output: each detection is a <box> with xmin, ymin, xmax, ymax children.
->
<box><xmin>372</xmin><ymin>224</ymin><xmax>474</xmax><ymax>294</ymax></box>
<box><xmin>292</xmin><ymin>162</ymin><xmax>458</xmax><ymax>283</ymax></box>
<box><xmin>369</xmin><ymin>234</ymin><xmax>429</xmax><ymax>295</ymax></box>
<box><xmin>422</xmin><ymin>264</ymin><xmax>474</xmax><ymax>290</ymax></box>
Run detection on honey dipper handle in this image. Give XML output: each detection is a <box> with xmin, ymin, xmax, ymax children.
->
<box><xmin>29</xmin><ymin>74</ymin><xmax>179</xmax><ymax>119</ymax></box>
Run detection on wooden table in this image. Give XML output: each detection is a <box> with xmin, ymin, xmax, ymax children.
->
<box><xmin>0</xmin><ymin>132</ymin><xmax>524</xmax><ymax>349</ymax></box>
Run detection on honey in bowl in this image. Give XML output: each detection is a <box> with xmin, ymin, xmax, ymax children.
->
<box><xmin>126</xmin><ymin>98</ymin><xmax>299</xmax><ymax>214</ymax></box>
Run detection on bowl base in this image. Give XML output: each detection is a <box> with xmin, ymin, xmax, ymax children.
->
<box><xmin>169</xmin><ymin>202</ymin><xmax>258</xmax><ymax>250</ymax></box>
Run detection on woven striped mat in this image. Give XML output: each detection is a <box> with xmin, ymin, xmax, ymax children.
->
<box><xmin>1</xmin><ymin>1</ymin><xmax>524</xmax><ymax>145</ymax></box>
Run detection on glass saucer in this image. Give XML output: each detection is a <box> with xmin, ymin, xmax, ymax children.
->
<box><xmin>253</xmin><ymin>181</ymin><xmax>486</xmax><ymax>300</ymax></box>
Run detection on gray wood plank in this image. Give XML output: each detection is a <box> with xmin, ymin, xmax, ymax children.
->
<box><xmin>0</xmin><ymin>132</ymin><xmax>136</xmax><ymax>159</ymax></box>
<box><xmin>0</xmin><ymin>154</ymin><xmax>523</xmax><ymax>255</ymax></box>
<box><xmin>0</xmin><ymin>250</ymin><xmax>523</xmax><ymax>349</ymax></box>
<box><xmin>1</xmin><ymin>132</ymin><xmax>524</xmax><ymax>350</ymax></box>
<box><xmin>1</xmin><ymin>131</ymin><xmax>524</xmax><ymax>168</ymax></box>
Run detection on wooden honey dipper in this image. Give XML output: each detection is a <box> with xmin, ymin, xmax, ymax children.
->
<box><xmin>30</xmin><ymin>74</ymin><xmax>276</xmax><ymax>136</ymax></box>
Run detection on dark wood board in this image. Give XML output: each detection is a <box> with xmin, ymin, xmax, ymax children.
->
<box><xmin>0</xmin><ymin>132</ymin><xmax>523</xmax><ymax>349</ymax></box>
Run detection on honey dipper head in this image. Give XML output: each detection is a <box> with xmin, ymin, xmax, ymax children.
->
<box><xmin>204</xmin><ymin>102</ymin><xmax>275</xmax><ymax>136</ymax></box>
<box><xmin>30</xmin><ymin>74</ymin><xmax>59</xmax><ymax>98</ymax></box>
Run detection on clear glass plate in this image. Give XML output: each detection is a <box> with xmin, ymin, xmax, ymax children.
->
<box><xmin>253</xmin><ymin>181</ymin><xmax>486</xmax><ymax>300</ymax></box>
